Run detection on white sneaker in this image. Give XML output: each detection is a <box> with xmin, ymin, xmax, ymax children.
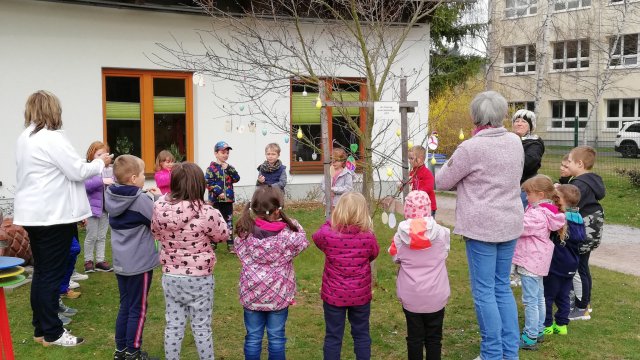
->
<box><xmin>68</xmin><ymin>280</ymin><xmax>80</xmax><ymax>290</ymax></box>
<box><xmin>43</xmin><ymin>329</ymin><xmax>84</xmax><ymax>347</ymax></box>
<box><xmin>70</xmin><ymin>271</ymin><xmax>88</xmax><ymax>281</ymax></box>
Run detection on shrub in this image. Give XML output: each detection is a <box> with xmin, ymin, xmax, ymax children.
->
<box><xmin>614</xmin><ymin>168</ymin><xmax>640</xmax><ymax>187</ymax></box>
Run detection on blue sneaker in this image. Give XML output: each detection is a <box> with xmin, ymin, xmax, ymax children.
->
<box><xmin>520</xmin><ymin>332</ymin><xmax>538</xmax><ymax>350</ymax></box>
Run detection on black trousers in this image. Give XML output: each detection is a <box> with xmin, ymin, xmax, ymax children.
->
<box><xmin>213</xmin><ymin>202</ymin><xmax>234</xmax><ymax>245</ymax></box>
<box><xmin>403</xmin><ymin>307</ymin><xmax>445</xmax><ymax>360</ymax></box>
<box><xmin>24</xmin><ymin>223</ymin><xmax>76</xmax><ymax>342</ymax></box>
<box><xmin>575</xmin><ymin>252</ymin><xmax>592</xmax><ymax>309</ymax></box>
<box><xmin>544</xmin><ymin>274</ymin><xmax>572</xmax><ymax>326</ymax></box>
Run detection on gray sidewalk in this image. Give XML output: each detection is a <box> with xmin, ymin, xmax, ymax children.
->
<box><xmin>435</xmin><ymin>194</ymin><xmax>640</xmax><ymax>277</ymax></box>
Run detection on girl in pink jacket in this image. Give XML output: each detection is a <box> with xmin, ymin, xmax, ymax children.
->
<box><xmin>312</xmin><ymin>192</ymin><xmax>379</xmax><ymax>360</ymax></box>
<box><xmin>154</xmin><ymin>150</ymin><xmax>175</xmax><ymax>195</ymax></box>
<box><xmin>389</xmin><ymin>191</ymin><xmax>450</xmax><ymax>360</ymax></box>
<box><xmin>512</xmin><ymin>175</ymin><xmax>566</xmax><ymax>350</ymax></box>
<box><xmin>151</xmin><ymin>162</ymin><xmax>228</xmax><ymax>360</ymax></box>
<box><xmin>234</xmin><ymin>185</ymin><xmax>308</xmax><ymax>360</ymax></box>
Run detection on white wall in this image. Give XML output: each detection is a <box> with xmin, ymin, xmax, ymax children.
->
<box><xmin>0</xmin><ymin>0</ymin><xmax>430</xmax><ymax>201</ymax></box>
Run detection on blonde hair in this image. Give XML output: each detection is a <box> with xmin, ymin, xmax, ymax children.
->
<box><xmin>556</xmin><ymin>184</ymin><xmax>581</xmax><ymax>208</ymax></box>
<box><xmin>24</xmin><ymin>90</ymin><xmax>63</xmax><ymax>135</ymax></box>
<box><xmin>522</xmin><ymin>174</ymin><xmax>567</xmax><ymax>239</ymax></box>
<box><xmin>409</xmin><ymin>145</ymin><xmax>426</xmax><ymax>161</ymax></box>
<box><xmin>331</xmin><ymin>192</ymin><xmax>372</xmax><ymax>232</ymax></box>
<box><xmin>155</xmin><ymin>150</ymin><xmax>175</xmax><ymax>172</ymax></box>
<box><xmin>86</xmin><ymin>141</ymin><xmax>109</xmax><ymax>162</ymax></box>
<box><xmin>113</xmin><ymin>155</ymin><xmax>144</xmax><ymax>184</ymax></box>
<box><xmin>331</xmin><ymin>148</ymin><xmax>347</xmax><ymax>165</ymax></box>
<box><xmin>570</xmin><ymin>146</ymin><xmax>596</xmax><ymax>170</ymax></box>
<box><xmin>265</xmin><ymin>143</ymin><xmax>281</xmax><ymax>155</ymax></box>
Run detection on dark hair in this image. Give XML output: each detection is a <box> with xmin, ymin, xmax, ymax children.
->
<box><xmin>166</xmin><ymin>162</ymin><xmax>206</xmax><ymax>209</ymax></box>
<box><xmin>236</xmin><ymin>186</ymin><xmax>298</xmax><ymax>238</ymax></box>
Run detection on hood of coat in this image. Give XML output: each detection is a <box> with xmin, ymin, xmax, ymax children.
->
<box><xmin>534</xmin><ymin>202</ymin><xmax>567</xmax><ymax>231</ymax></box>
<box><xmin>573</xmin><ymin>173</ymin><xmax>606</xmax><ymax>200</ymax></box>
<box><xmin>396</xmin><ymin>217</ymin><xmax>439</xmax><ymax>250</ymax></box>
<box><xmin>105</xmin><ymin>185</ymin><xmax>143</xmax><ymax>217</ymax></box>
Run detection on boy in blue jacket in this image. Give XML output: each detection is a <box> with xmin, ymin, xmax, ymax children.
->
<box><xmin>543</xmin><ymin>184</ymin><xmax>586</xmax><ymax>336</ymax></box>
<box><xmin>105</xmin><ymin>155</ymin><xmax>161</xmax><ymax>360</ymax></box>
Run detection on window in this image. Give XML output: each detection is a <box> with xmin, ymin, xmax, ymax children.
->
<box><xmin>554</xmin><ymin>0</ymin><xmax>591</xmax><ymax>11</ymax></box>
<box><xmin>553</xmin><ymin>39</ymin><xmax>590</xmax><ymax>70</ymax></box>
<box><xmin>606</xmin><ymin>99</ymin><xmax>640</xmax><ymax>128</ymax></box>
<box><xmin>103</xmin><ymin>69</ymin><xmax>193</xmax><ymax>173</ymax></box>
<box><xmin>503</xmin><ymin>45</ymin><xmax>536</xmax><ymax>74</ymax></box>
<box><xmin>610</xmin><ymin>34</ymin><xmax>639</xmax><ymax>67</ymax></box>
<box><xmin>550</xmin><ymin>100</ymin><xmax>588</xmax><ymax>128</ymax></box>
<box><xmin>290</xmin><ymin>79</ymin><xmax>366</xmax><ymax>174</ymax></box>
<box><xmin>509</xmin><ymin>101</ymin><xmax>535</xmax><ymax>114</ymax></box>
<box><xmin>505</xmin><ymin>0</ymin><xmax>537</xmax><ymax>18</ymax></box>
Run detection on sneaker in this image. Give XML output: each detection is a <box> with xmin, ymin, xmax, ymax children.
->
<box><xmin>537</xmin><ymin>331</ymin><xmax>545</xmax><ymax>343</ymax></box>
<box><xmin>68</xmin><ymin>280</ymin><xmax>80</xmax><ymax>289</ymax></box>
<box><xmin>124</xmin><ymin>350</ymin><xmax>159</xmax><ymax>360</ymax></box>
<box><xmin>58</xmin><ymin>299</ymin><xmax>78</xmax><ymax>317</ymax></box>
<box><xmin>95</xmin><ymin>261</ymin><xmax>114</xmax><ymax>272</ymax></box>
<box><xmin>519</xmin><ymin>332</ymin><xmax>538</xmax><ymax>350</ymax></box>
<box><xmin>34</xmin><ymin>328</ymin><xmax>71</xmax><ymax>344</ymax></box>
<box><xmin>588</xmin><ymin>304</ymin><xmax>593</xmax><ymax>313</ymax></box>
<box><xmin>58</xmin><ymin>313</ymin><xmax>72</xmax><ymax>326</ymax></box>
<box><xmin>114</xmin><ymin>349</ymin><xmax>126</xmax><ymax>360</ymax></box>
<box><xmin>84</xmin><ymin>260</ymin><xmax>95</xmax><ymax>273</ymax></box>
<box><xmin>568</xmin><ymin>307</ymin><xmax>591</xmax><ymax>321</ymax></box>
<box><xmin>71</xmin><ymin>271</ymin><xmax>89</xmax><ymax>281</ymax></box>
<box><xmin>543</xmin><ymin>324</ymin><xmax>555</xmax><ymax>335</ymax></box>
<box><xmin>43</xmin><ymin>329</ymin><xmax>84</xmax><ymax>347</ymax></box>
<box><xmin>62</xmin><ymin>289</ymin><xmax>81</xmax><ymax>299</ymax></box>
<box><xmin>553</xmin><ymin>323</ymin><xmax>568</xmax><ymax>335</ymax></box>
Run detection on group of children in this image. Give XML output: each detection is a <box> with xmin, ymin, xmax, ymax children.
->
<box><xmin>514</xmin><ymin>145</ymin><xmax>605</xmax><ymax>350</ymax></box>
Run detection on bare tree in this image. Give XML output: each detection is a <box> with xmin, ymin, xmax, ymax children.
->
<box><xmin>150</xmin><ymin>0</ymin><xmax>442</xmax><ymax>205</ymax></box>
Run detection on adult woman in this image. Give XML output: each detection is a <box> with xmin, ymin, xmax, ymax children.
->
<box><xmin>435</xmin><ymin>91</ymin><xmax>524</xmax><ymax>360</ymax></box>
<box><xmin>512</xmin><ymin>109</ymin><xmax>545</xmax><ymax>207</ymax></box>
<box><xmin>13</xmin><ymin>90</ymin><xmax>111</xmax><ymax>347</ymax></box>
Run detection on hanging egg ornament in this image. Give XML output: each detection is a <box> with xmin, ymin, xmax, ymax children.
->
<box><xmin>431</xmin><ymin>156</ymin><xmax>437</xmax><ymax>165</ymax></box>
<box><xmin>261</xmin><ymin>128</ymin><xmax>268</xmax><ymax>136</ymax></box>
<box><xmin>350</xmin><ymin>143</ymin><xmax>358</xmax><ymax>153</ymax></box>
<box><xmin>396</xmin><ymin>128</ymin><xmax>401</xmax><ymax>137</ymax></box>
<box><xmin>284</xmin><ymin>135</ymin><xmax>290</xmax><ymax>143</ymax></box>
<box><xmin>381</xmin><ymin>212</ymin><xmax>389</xmax><ymax>225</ymax></box>
<box><xmin>297</xmin><ymin>127</ymin><xmax>303</xmax><ymax>139</ymax></box>
<box><xmin>459</xmin><ymin>128</ymin><xmax>465</xmax><ymax>140</ymax></box>
<box><xmin>408</xmin><ymin>140</ymin><xmax>414</xmax><ymax>149</ymax></box>
<box><xmin>315</xmin><ymin>97</ymin><xmax>322</xmax><ymax>109</ymax></box>
<box><xmin>386</xmin><ymin>167</ymin><xmax>393</xmax><ymax>177</ymax></box>
<box><xmin>311</xmin><ymin>152</ymin><xmax>318</xmax><ymax>160</ymax></box>
<box><xmin>388</xmin><ymin>213</ymin><xmax>397</xmax><ymax>229</ymax></box>
<box><xmin>239</xmin><ymin>104</ymin><xmax>245</xmax><ymax>111</ymax></box>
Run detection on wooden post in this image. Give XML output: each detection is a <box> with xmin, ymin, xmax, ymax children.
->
<box><xmin>400</xmin><ymin>78</ymin><xmax>410</xmax><ymax>200</ymax></box>
<box><xmin>320</xmin><ymin>81</ymin><xmax>332</xmax><ymax>221</ymax></box>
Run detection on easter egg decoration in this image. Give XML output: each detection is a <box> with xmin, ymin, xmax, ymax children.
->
<box><xmin>407</xmin><ymin>140</ymin><xmax>414</xmax><ymax>149</ymax></box>
<box><xmin>459</xmin><ymin>128</ymin><xmax>465</xmax><ymax>140</ymax></box>
<box><xmin>381</xmin><ymin>211</ymin><xmax>389</xmax><ymax>224</ymax></box>
<box><xmin>350</xmin><ymin>143</ymin><xmax>358</xmax><ymax>153</ymax></box>
<box><xmin>386</xmin><ymin>167</ymin><xmax>393</xmax><ymax>177</ymax></box>
<box><xmin>297</xmin><ymin>127</ymin><xmax>303</xmax><ymax>139</ymax></box>
<box><xmin>388</xmin><ymin>212</ymin><xmax>397</xmax><ymax>229</ymax></box>
<box><xmin>262</xmin><ymin>128</ymin><xmax>268</xmax><ymax>136</ymax></box>
<box><xmin>396</xmin><ymin>128</ymin><xmax>401</xmax><ymax>137</ymax></box>
<box><xmin>315</xmin><ymin>97</ymin><xmax>322</xmax><ymax>109</ymax></box>
<box><xmin>284</xmin><ymin>135</ymin><xmax>289</xmax><ymax>143</ymax></box>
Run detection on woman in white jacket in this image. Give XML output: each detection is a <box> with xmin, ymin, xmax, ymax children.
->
<box><xmin>13</xmin><ymin>90</ymin><xmax>111</xmax><ymax>347</ymax></box>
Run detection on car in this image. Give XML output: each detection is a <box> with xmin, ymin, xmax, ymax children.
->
<box><xmin>614</xmin><ymin>121</ymin><xmax>640</xmax><ymax>158</ymax></box>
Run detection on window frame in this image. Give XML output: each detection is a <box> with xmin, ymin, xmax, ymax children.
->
<box><xmin>552</xmin><ymin>39</ymin><xmax>590</xmax><ymax>71</ymax></box>
<box><xmin>502</xmin><ymin>44</ymin><xmax>537</xmax><ymax>75</ymax></box>
<box><xmin>605</xmin><ymin>98</ymin><xmax>640</xmax><ymax>129</ymax></box>
<box><xmin>289</xmin><ymin>78</ymin><xmax>367</xmax><ymax>174</ymax></box>
<box><xmin>504</xmin><ymin>0</ymin><xmax>538</xmax><ymax>18</ymax></box>
<box><xmin>102</xmin><ymin>68</ymin><xmax>194</xmax><ymax>174</ymax></box>
<box><xmin>609</xmin><ymin>33</ymin><xmax>640</xmax><ymax>68</ymax></box>
<box><xmin>550</xmin><ymin>100</ymin><xmax>589</xmax><ymax>130</ymax></box>
<box><xmin>554</xmin><ymin>0</ymin><xmax>591</xmax><ymax>12</ymax></box>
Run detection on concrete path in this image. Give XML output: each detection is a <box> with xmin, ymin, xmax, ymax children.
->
<box><xmin>435</xmin><ymin>194</ymin><xmax>640</xmax><ymax>277</ymax></box>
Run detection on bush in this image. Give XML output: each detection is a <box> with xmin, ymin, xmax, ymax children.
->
<box><xmin>614</xmin><ymin>168</ymin><xmax>640</xmax><ymax>187</ymax></box>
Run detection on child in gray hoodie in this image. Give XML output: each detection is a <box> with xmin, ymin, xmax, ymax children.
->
<box><xmin>105</xmin><ymin>155</ymin><xmax>161</xmax><ymax>360</ymax></box>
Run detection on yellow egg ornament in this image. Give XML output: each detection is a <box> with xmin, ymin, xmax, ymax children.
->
<box><xmin>396</xmin><ymin>128</ymin><xmax>401</xmax><ymax>137</ymax></box>
<box><xmin>297</xmin><ymin>127</ymin><xmax>303</xmax><ymax>139</ymax></box>
<box><xmin>431</xmin><ymin>157</ymin><xmax>437</xmax><ymax>165</ymax></box>
<box><xmin>459</xmin><ymin>129</ymin><xmax>465</xmax><ymax>140</ymax></box>
<box><xmin>386</xmin><ymin>167</ymin><xmax>393</xmax><ymax>177</ymax></box>
<box><xmin>315</xmin><ymin>97</ymin><xmax>322</xmax><ymax>109</ymax></box>
<box><xmin>408</xmin><ymin>140</ymin><xmax>414</xmax><ymax>149</ymax></box>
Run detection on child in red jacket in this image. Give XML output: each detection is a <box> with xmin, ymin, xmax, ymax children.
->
<box><xmin>408</xmin><ymin>145</ymin><xmax>437</xmax><ymax>216</ymax></box>
<box><xmin>312</xmin><ymin>192</ymin><xmax>379</xmax><ymax>360</ymax></box>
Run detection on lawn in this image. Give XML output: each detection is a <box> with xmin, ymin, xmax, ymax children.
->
<box><xmin>6</xmin><ymin>205</ymin><xmax>640</xmax><ymax>360</ymax></box>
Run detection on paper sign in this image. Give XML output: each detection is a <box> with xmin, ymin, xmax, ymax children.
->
<box><xmin>374</xmin><ymin>102</ymin><xmax>400</xmax><ymax>123</ymax></box>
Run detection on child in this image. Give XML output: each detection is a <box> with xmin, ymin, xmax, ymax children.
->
<box><xmin>389</xmin><ymin>190</ymin><xmax>450</xmax><ymax>360</ymax></box>
<box><xmin>322</xmin><ymin>148</ymin><xmax>354</xmax><ymax>208</ymax></box>
<box><xmin>408</xmin><ymin>145</ymin><xmax>437</xmax><ymax>216</ymax></box>
<box><xmin>105</xmin><ymin>155</ymin><xmax>161</xmax><ymax>360</ymax></box>
<box><xmin>151</xmin><ymin>162</ymin><xmax>229</xmax><ymax>360</ymax></box>
<box><xmin>312</xmin><ymin>192</ymin><xmax>379</xmax><ymax>360</ymax></box>
<box><xmin>257</xmin><ymin>143</ymin><xmax>287</xmax><ymax>191</ymax></box>
<box><xmin>84</xmin><ymin>141</ymin><xmax>115</xmax><ymax>273</ymax></box>
<box><xmin>558</xmin><ymin>154</ymin><xmax>572</xmax><ymax>184</ymax></box>
<box><xmin>512</xmin><ymin>175</ymin><xmax>566</xmax><ymax>350</ymax></box>
<box><xmin>205</xmin><ymin>141</ymin><xmax>240</xmax><ymax>252</ymax></box>
<box><xmin>154</xmin><ymin>150</ymin><xmax>175</xmax><ymax>195</ymax></box>
<box><xmin>543</xmin><ymin>184</ymin><xmax>586</xmax><ymax>336</ymax></box>
<box><xmin>565</xmin><ymin>146</ymin><xmax>605</xmax><ymax>321</ymax></box>
<box><xmin>234</xmin><ymin>186</ymin><xmax>308</xmax><ymax>360</ymax></box>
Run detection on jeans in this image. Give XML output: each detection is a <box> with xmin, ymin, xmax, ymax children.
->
<box><xmin>323</xmin><ymin>302</ymin><xmax>371</xmax><ymax>360</ymax></box>
<box><xmin>243</xmin><ymin>307</ymin><xmax>288</xmax><ymax>360</ymax></box>
<box><xmin>520</xmin><ymin>190</ymin><xmax>528</xmax><ymax>209</ymax></box>
<box><xmin>403</xmin><ymin>307</ymin><xmax>445</xmax><ymax>360</ymax></box>
<box><xmin>520</xmin><ymin>274</ymin><xmax>545</xmax><ymax>338</ymax></box>
<box><xmin>465</xmin><ymin>238</ymin><xmax>519</xmax><ymax>360</ymax></box>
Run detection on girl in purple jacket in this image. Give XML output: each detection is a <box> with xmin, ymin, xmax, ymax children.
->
<box><xmin>234</xmin><ymin>185</ymin><xmax>309</xmax><ymax>360</ymax></box>
<box><xmin>83</xmin><ymin>141</ymin><xmax>114</xmax><ymax>273</ymax></box>
<box><xmin>312</xmin><ymin>192</ymin><xmax>380</xmax><ymax>360</ymax></box>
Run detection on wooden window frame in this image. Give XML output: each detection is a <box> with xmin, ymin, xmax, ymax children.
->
<box><xmin>289</xmin><ymin>78</ymin><xmax>367</xmax><ymax>174</ymax></box>
<box><xmin>102</xmin><ymin>68</ymin><xmax>194</xmax><ymax>174</ymax></box>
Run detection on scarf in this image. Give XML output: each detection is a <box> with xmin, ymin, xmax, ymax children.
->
<box><xmin>255</xmin><ymin>218</ymin><xmax>287</xmax><ymax>232</ymax></box>
<box><xmin>258</xmin><ymin>160</ymin><xmax>282</xmax><ymax>173</ymax></box>
<box><xmin>472</xmin><ymin>125</ymin><xmax>495</xmax><ymax>136</ymax></box>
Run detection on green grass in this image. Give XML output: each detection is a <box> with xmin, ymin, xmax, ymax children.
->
<box><xmin>5</xmin><ymin>206</ymin><xmax>640</xmax><ymax>359</ymax></box>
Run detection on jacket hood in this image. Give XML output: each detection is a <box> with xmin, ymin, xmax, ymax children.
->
<box><xmin>536</xmin><ymin>202</ymin><xmax>566</xmax><ymax>232</ymax></box>
<box><xmin>105</xmin><ymin>185</ymin><xmax>143</xmax><ymax>217</ymax></box>
<box><xmin>154</xmin><ymin>197</ymin><xmax>201</xmax><ymax>232</ymax></box>
<box><xmin>573</xmin><ymin>173</ymin><xmax>606</xmax><ymax>200</ymax></box>
<box><xmin>397</xmin><ymin>217</ymin><xmax>439</xmax><ymax>250</ymax></box>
